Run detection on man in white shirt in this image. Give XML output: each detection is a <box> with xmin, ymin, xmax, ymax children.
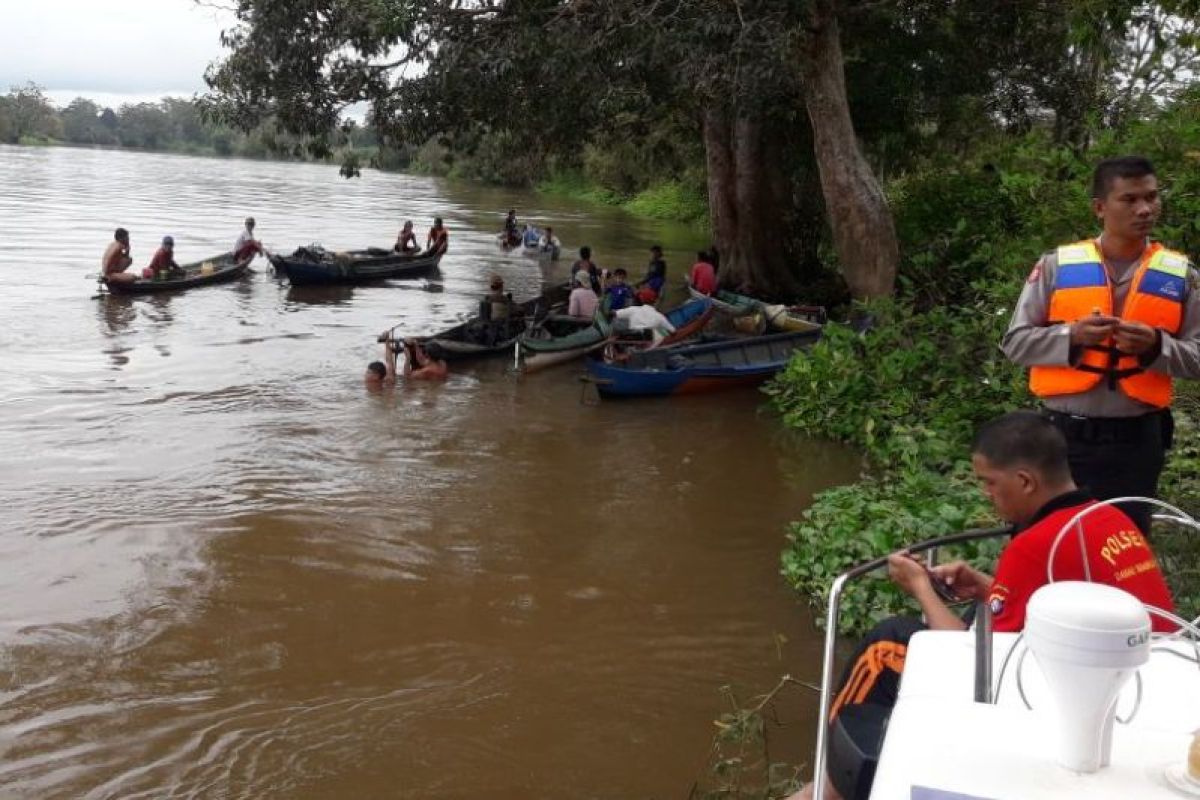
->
<box><xmin>234</xmin><ymin>217</ymin><xmax>264</xmax><ymax>261</ymax></box>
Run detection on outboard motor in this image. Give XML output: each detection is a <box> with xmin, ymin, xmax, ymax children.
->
<box><xmin>1025</xmin><ymin>581</ymin><xmax>1150</xmax><ymax>773</ymax></box>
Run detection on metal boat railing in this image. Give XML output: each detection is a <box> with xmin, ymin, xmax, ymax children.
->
<box><xmin>811</xmin><ymin>499</ymin><xmax>1200</xmax><ymax>800</ymax></box>
<box><xmin>811</xmin><ymin>526</ymin><xmax>1009</xmax><ymax>800</ymax></box>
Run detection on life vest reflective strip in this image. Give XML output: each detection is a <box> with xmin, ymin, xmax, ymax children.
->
<box><xmin>1030</xmin><ymin>240</ymin><xmax>1187</xmax><ymax>408</ymax></box>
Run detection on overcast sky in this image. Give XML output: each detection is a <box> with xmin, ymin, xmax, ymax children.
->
<box><xmin>0</xmin><ymin>0</ymin><xmax>236</xmax><ymax>108</ymax></box>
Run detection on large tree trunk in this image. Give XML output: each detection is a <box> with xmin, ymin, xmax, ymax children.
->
<box><xmin>800</xmin><ymin>0</ymin><xmax>898</xmax><ymax>299</ymax></box>
<box><xmin>703</xmin><ymin>107</ymin><xmax>799</xmax><ymax>298</ymax></box>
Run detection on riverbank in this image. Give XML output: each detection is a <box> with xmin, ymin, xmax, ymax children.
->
<box><xmin>768</xmin><ymin>122</ymin><xmax>1200</xmax><ymax>636</ymax></box>
<box><xmin>536</xmin><ymin>171</ymin><xmax>709</xmax><ymax>227</ymax></box>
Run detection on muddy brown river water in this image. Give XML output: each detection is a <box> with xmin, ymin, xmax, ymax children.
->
<box><xmin>0</xmin><ymin>143</ymin><xmax>859</xmax><ymax>798</ymax></box>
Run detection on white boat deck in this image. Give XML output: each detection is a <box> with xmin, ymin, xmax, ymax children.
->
<box><xmin>869</xmin><ymin>630</ymin><xmax>1200</xmax><ymax>799</ymax></box>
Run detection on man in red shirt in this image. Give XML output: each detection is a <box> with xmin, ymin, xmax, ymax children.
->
<box><xmin>893</xmin><ymin>411</ymin><xmax>1174</xmax><ymax>633</ymax></box>
<box><xmin>689</xmin><ymin>250</ymin><xmax>717</xmax><ymax>296</ymax></box>
<box><xmin>793</xmin><ymin>410</ymin><xmax>1175</xmax><ymax>800</ymax></box>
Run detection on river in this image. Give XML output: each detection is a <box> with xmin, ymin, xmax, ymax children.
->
<box><xmin>0</xmin><ymin>144</ymin><xmax>859</xmax><ymax>798</ymax></box>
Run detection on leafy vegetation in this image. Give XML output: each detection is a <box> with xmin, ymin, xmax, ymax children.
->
<box><xmin>769</xmin><ymin>94</ymin><xmax>1200</xmax><ymax>636</ymax></box>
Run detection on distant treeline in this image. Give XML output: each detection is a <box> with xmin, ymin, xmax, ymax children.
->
<box><xmin>0</xmin><ymin>82</ymin><xmax>705</xmax><ymax>224</ymax></box>
<box><xmin>0</xmin><ymin>82</ymin><xmax>377</xmax><ymax>163</ymax></box>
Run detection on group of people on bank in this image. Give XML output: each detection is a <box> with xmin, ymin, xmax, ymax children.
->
<box><xmin>792</xmin><ymin>154</ymin><xmax>1200</xmax><ymax>800</ymax></box>
<box><xmin>101</xmin><ymin>218</ymin><xmax>266</xmax><ymax>284</ymax></box>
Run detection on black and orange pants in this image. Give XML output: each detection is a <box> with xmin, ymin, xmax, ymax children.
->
<box><xmin>828</xmin><ymin>616</ymin><xmax>926</xmax><ymax>722</ymax></box>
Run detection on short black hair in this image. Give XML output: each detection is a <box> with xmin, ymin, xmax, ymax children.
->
<box><xmin>367</xmin><ymin>361</ymin><xmax>387</xmax><ymax>379</ymax></box>
<box><xmin>650</xmin><ymin>244</ymin><xmax>663</xmax><ymax>253</ymax></box>
<box><xmin>971</xmin><ymin>411</ymin><xmax>1071</xmax><ymax>483</ymax></box>
<box><xmin>114</xmin><ymin>227</ymin><xmax>129</xmax><ymax>241</ymax></box>
<box><xmin>1092</xmin><ymin>156</ymin><xmax>1156</xmax><ymax>199</ymax></box>
<box><xmin>697</xmin><ymin>250</ymin><xmax>710</xmax><ymax>262</ymax></box>
<box><xmin>580</xmin><ymin>246</ymin><xmax>591</xmax><ymax>259</ymax></box>
<box><xmin>614</xmin><ymin>268</ymin><xmax>627</xmax><ymax>277</ymax></box>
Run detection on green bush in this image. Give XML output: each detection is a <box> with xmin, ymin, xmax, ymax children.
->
<box><xmin>767</xmin><ymin>295</ymin><xmax>1024</xmax><ymax>634</ymax></box>
<box><xmin>783</xmin><ymin>465</ymin><xmax>1003</xmax><ymax>634</ymax></box>
<box><xmin>624</xmin><ymin>180</ymin><xmax>708</xmax><ymax>224</ymax></box>
<box><xmin>766</xmin><ymin>295</ymin><xmax>1027</xmax><ymax>471</ymax></box>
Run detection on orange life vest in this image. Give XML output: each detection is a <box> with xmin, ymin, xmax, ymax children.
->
<box><xmin>1030</xmin><ymin>239</ymin><xmax>1188</xmax><ymax>408</ymax></box>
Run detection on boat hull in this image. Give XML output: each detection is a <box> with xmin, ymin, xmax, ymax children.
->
<box><xmin>272</xmin><ymin>247</ymin><xmax>442</xmax><ymax>285</ymax></box>
<box><xmin>586</xmin><ymin>328</ymin><xmax>819</xmax><ymax>398</ymax></box>
<box><xmin>419</xmin><ymin>283</ymin><xmax>572</xmax><ymax>362</ymax></box>
<box><xmin>103</xmin><ymin>252</ymin><xmax>252</xmax><ymax>294</ymax></box>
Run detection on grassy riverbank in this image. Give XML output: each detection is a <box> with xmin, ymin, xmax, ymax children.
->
<box><xmin>536</xmin><ymin>171</ymin><xmax>709</xmax><ymax>227</ymax></box>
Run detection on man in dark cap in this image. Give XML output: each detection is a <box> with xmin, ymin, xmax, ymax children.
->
<box><xmin>146</xmin><ymin>236</ymin><xmax>181</xmax><ymax>280</ymax></box>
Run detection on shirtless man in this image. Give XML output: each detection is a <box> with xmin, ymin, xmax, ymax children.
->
<box><xmin>101</xmin><ymin>227</ymin><xmax>135</xmax><ymax>284</ymax></box>
<box><xmin>400</xmin><ymin>338</ymin><xmax>448</xmax><ymax>381</ymax></box>
<box><xmin>367</xmin><ymin>335</ymin><xmax>448</xmax><ymax>387</ymax></box>
<box><xmin>365</xmin><ymin>338</ymin><xmax>398</xmax><ymax>390</ymax></box>
<box><xmin>395</xmin><ymin>220</ymin><xmax>419</xmax><ymax>253</ymax></box>
<box><xmin>426</xmin><ymin>217</ymin><xmax>449</xmax><ymax>256</ymax></box>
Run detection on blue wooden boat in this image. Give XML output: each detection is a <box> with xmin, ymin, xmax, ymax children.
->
<box><xmin>271</xmin><ymin>246</ymin><xmax>442</xmax><ymax>286</ymax></box>
<box><xmin>585</xmin><ymin>328</ymin><xmax>821</xmax><ymax>398</ymax></box>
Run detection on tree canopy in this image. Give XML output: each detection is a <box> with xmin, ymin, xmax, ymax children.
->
<box><xmin>202</xmin><ymin>0</ymin><xmax>1200</xmax><ymax>299</ymax></box>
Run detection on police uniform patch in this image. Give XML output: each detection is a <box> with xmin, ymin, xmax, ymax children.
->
<box><xmin>988</xmin><ymin>585</ymin><xmax>1009</xmax><ymax>618</ymax></box>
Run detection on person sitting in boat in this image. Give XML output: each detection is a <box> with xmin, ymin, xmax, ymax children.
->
<box><xmin>233</xmin><ymin>217</ymin><xmax>264</xmax><ymax>261</ymax></box>
<box><xmin>485</xmin><ymin>275</ymin><xmax>512</xmax><ymax>321</ymax></box>
<box><xmin>144</xmin><ymin>236</ymin><xmax>182</xmax><ymax>280</ymax></box>
<box><xmin>568</xmin><ymin>268</ymin><xmax>599</xmax><ymax>319</ymax></box>
<box><xmin>613</xmin><ymin>303</ymin><xmax>676</xmax><ymax>344</ymax></box>
<box><xmin>789</xmin><ymin>410</ymin><xmax>1176</xmax><ymax>800</ymax></box>
<box><xmin>101</xmin><ymin>227</ymin><xmax>135</xmax><ymax>284</ymax></box>
<box><xmin>522</xmin><ymin>224</ymin><xmax>541</xmax><ymax>248</ymax></box>
<box><xmin>395</xmin><ymin>220</ymin><xmax>419</xmax><ymax>254</ymax></box>
<box><xmin>570</xmin><ymin>246</ymin><xmax>602</xmax><ymax>292</ymax></box>
<box><xmin>400</xmin><ymin>338</ymin><xmax>448</xmax><ymax>381</ymax></box>
<box><xmin>604</xmin><ymin>268</ymin><xmax>634</xmax><ymax>312</ymax></box>
<box><xmin>538</xmin><ymin>226</ymin><xmax>561</xmax><ymax>254</ymax></box>
<box><xmin>426</xmin><ymin>217</ymin><xmax>449</xmax><ymax>256</ymax></box>
<box><xmin>502</xmin><ymin>209</ymin><xmax>520</xmax><ymax>246</ymax></box>
<box><xmin>689</xmin><ymin>250</ymin><xmax>718</xmax><ymax>296</ymax></box>
<box><xmin>635</xmin><ymin>244</ymin><xmax>667</xmax><ymax>305</ymax></box>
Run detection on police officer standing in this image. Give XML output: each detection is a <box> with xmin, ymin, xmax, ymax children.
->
<box><xmin>1001</xmin><ymin>155</ymin><xmax>1200</xmax><ymax>534</ymax></box>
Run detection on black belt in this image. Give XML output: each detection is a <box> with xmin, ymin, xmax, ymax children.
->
<box><xmin>1043</xmin><ymin>409</ymin><xmax>1170</xmax><ymax>444</ymax></box>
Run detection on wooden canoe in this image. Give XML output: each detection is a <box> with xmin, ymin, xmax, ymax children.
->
<box><xmin>420</xmin><ymin>283</ymin><xmax>572</xmax><ymax>362</ymax></box>
<box><xmin>102</xmin><ymin>251</ymin><xmax>253</xmax><ymax>295</ymax></box>
<box><xmin>271</xmin><ymin>246</ymin><xmax>442</xmax><ymax>286</ymax></box>
<box><xmin>603</xmin><ymin>298</ymin><xmax>716</xmax><ymax>361</ymax></box>
<box><xmin>585</xmin><ymin>328</ymin><xmax>821</xmax><ymax>398</ymax></box>
<box><xmin>687</xmin><ymin>286</ymin><xmax>762</xmax><ymax>316</ymax></box>
<box><xmin>518</xmin><ymin>311</ymin><xmax>612</xmax><ymax>373</ymax></box>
